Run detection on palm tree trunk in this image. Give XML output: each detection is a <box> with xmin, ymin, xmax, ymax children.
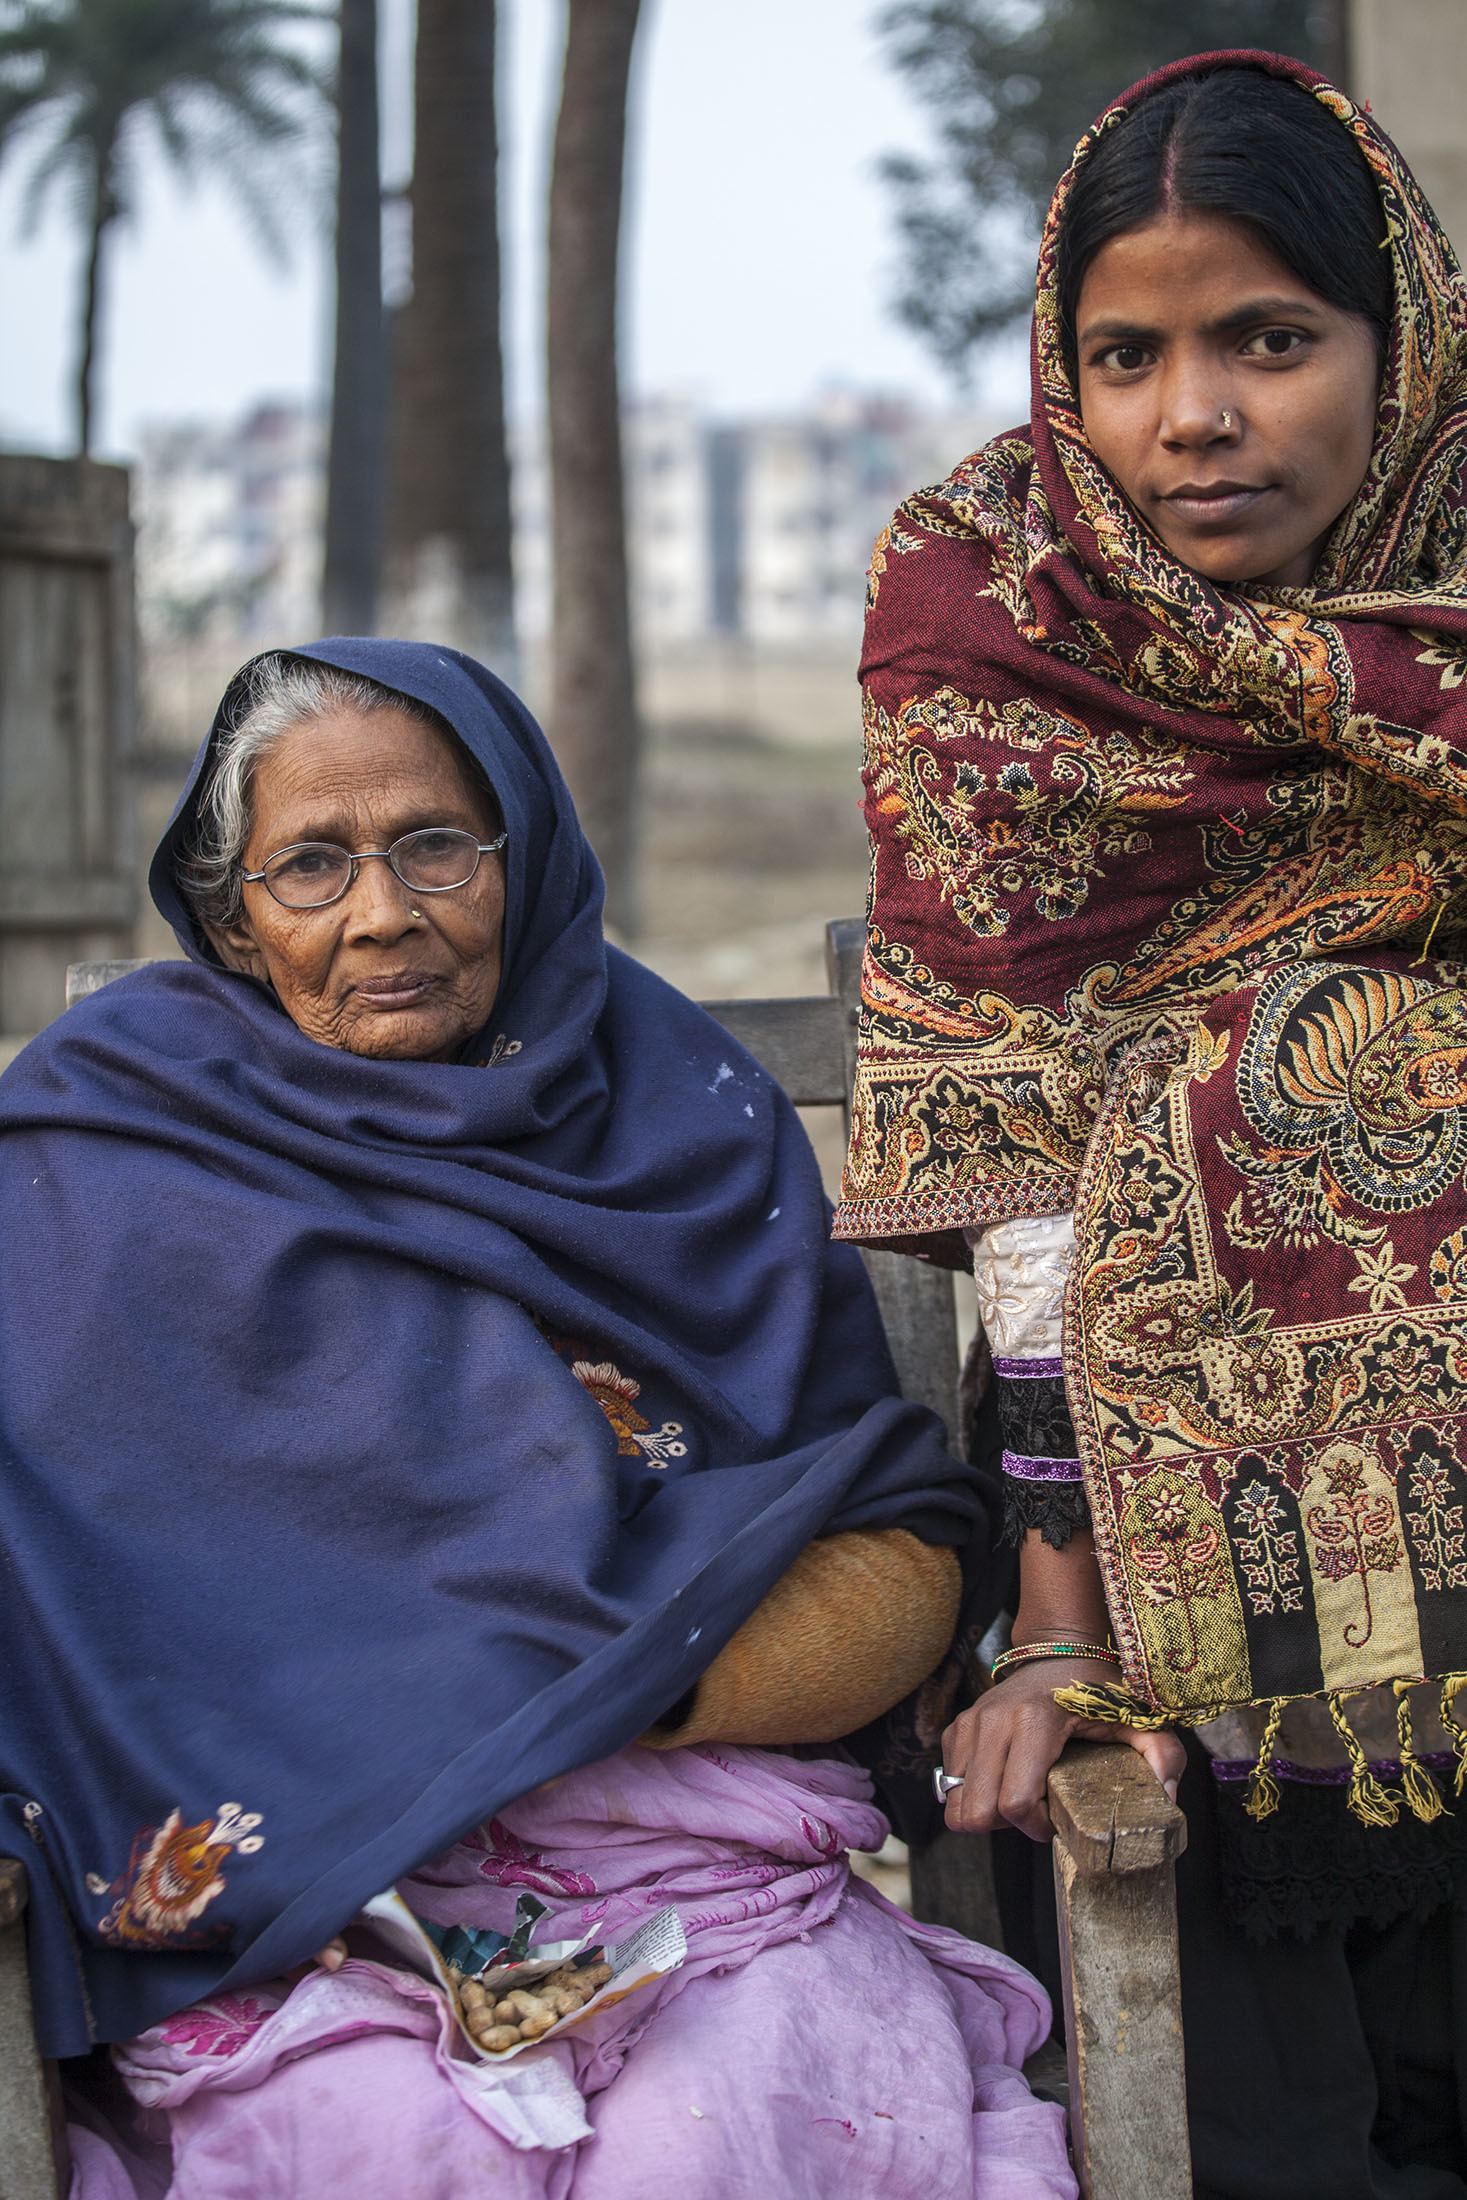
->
<box><xmin>322</xmin><ymin>0</ymin><xmax>387</xmax><ymax>634</ymax></box>
<box><xmin>546</xmin><ymin>0</ymin><xmax>644</xmax><ymax>935</ymax></box>
<box><xmin>384</xmin><ymin>0</ymin><xmax>515</xmax><ymax>678</ymax></box>
<box><xmin>76</xmin><ymin>134</ymin><xmax>118</xmax><ymax>456</ymax></box>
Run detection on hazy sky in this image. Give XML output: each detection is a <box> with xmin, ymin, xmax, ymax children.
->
<box><xmin>0</xmin><ymin>0</ymin><xmax>1030</xmax><ymax>459</ymax></box>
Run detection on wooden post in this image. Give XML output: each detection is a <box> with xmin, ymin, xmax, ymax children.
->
<box><xmin>1049</xmin><ymin>1742</ymin><xmax>1191</xmax><ymax>2200</ymax></box>
<box><xmin>0</xmin><ymin>455</ymin><xmax>137</xmax><ymax>1036</ymax></box>
<box><xmin>0</xmin><ymin>1864</ymin><xmax>61</xmax><ymax>2200</ymax></box>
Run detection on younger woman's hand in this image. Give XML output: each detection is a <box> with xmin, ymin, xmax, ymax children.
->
<box><xmin>939</xmin><ymin>1656</ymin><xmax>1186</xmax><ymax>1842</ymax></box>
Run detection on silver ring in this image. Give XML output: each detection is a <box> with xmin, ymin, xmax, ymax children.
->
<box><xmin>933</xmin><ymin>1769</ymin><xmax>965</xmax><ymax>1802</ymax></box>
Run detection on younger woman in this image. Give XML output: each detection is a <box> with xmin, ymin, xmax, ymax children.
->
<box><xmin>839</xmin><ymin>51</ymin><xmax>1467</xmax><ymax>2198</ymax></box>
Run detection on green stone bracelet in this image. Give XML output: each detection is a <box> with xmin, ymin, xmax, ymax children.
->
<box><xmin>989</xmin><ymin>1638</ymin><xmax>1120</xmax><ymax>1683</ymax></box>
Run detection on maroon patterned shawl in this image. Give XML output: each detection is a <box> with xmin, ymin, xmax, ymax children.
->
<box><xmin>835</xmin><ymin>50</ymin><xmax>1467</xmax><ymax>1820</ymax></box>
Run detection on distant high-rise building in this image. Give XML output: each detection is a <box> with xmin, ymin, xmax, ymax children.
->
<box><xmin>134</xmin><ymin>388</ymin><xmax>989</xmax><ymax>656</ymax></box>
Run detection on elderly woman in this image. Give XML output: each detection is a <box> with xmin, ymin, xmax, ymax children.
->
<box><xmin>0</xmin><ymin>641</ymin><xmax>1073</xmax><ymax>2198</ymax></box>
<box><xmin>837</xmin><ymin>48</ymin><xmax>1467</xmax><ymax>2200</ymax></box>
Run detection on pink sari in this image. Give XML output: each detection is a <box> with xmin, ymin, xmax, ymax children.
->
<box><xmin>69</xmin><ymin>1746</ymin><xmax>1074</xmax><ymax>2199</ymax></box>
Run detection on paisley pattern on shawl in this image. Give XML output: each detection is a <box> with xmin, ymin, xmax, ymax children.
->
<box><xmin>836</xmin><ymin>48</ymin><xmax>1467</xmax><ymax>1818</ymax></box>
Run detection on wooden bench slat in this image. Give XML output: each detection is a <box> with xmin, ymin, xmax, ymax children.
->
<box><xmin>700</xmin><ymin>995</ymin><xmax>846</xmax><ymax>1104</ymax></box>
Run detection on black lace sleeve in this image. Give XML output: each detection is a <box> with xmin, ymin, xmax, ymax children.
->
<box><xmin>1002</xmin><ymin>1475</ymin><xmax>1092</xmax><ymax>1549</ymax></box>
<box><xmin>993</xmin><ymin>1358</ymin><xmax>1090</xmax><ymax>1548</ymax></box>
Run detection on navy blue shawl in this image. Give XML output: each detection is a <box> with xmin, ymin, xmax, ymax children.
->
<box><xmin>0</xmin><ymin>640</ymin><xmax>977</xmax><ymax>2054</ymax></box>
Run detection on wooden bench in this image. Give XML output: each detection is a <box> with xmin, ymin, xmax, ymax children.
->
<box><xmin>0</xmin><ymin>928</ymin><xmax>1190</xmax><ymax>2199</ymax></box>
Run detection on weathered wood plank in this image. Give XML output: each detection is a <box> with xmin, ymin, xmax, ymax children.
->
<box><xmin>0</xmin><ymin>455</ymin><xmax>137</xmax><ymax>1034</ymax></box>
<box><xmin>908</xmin><ymin>1826</ymin><xmax>1002</xmax><ymax>1951</ymax></box>
<box><xmin>1048</xmin><ymin>1741</ymin><xmax>1187</xmax><ymax>1877</ymax></box>
<box><xmin>0</xmin><ymin>1864</ymin><xmax>26</xmax><ymax>1934</ymax></box>
<box><xmin>1053</xmin><ymin>1746</ymin><xmax>1191</xmax><ymax>2199</ymax></box>
<box><xmin>700</xmin><ymin>995</ymin><xmax>846</xmax><ymax>1105</ymax></box>
<box><xmin>65</xmin><ymin>958</ymin><xmax>156</xmax><ymax>1008</ymax></box>
<box><xmin>0</xmin><ymin>1873</ymin><xmax>62</xmax><ymax>2199</ymax></box>
<box><xmin>1</xmin><ymin>882</ymin><xmax>136</xmax><ymax>929</ymax></box>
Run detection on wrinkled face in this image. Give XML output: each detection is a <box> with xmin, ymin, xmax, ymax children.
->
<box><xmin>1075</xmin><ymin>211</ymin><xmax>1380</xmax><ymax>589</ymax></box>
<box><xmin>210</xmin><ymin>706</ymin><xmax>507</xmax><ymax>1061</ymax></box>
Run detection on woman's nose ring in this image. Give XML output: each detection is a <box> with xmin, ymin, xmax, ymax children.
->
<box><xmin>1220</xmin><ymin>409</ymin><xmax>1234</xmax><ymax>430</ymax></box>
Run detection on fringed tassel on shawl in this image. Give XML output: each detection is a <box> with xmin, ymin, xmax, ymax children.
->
<box><xmin>1393</xmin><ymin>1680</ymin><xmax>1448</xmax><ymax>1822</ymax></box>
<box><xmin>1439</xmin><ymin>1674</ymin><xmax>1467</xmax><ymax>1797</ymax></box>
<box><xmin>1051</xmin><ymin>1680</ymin><xmax>1178</xmax><ymax>1730</ymax></box>
<box><xmin>1327</xmin><ymin>1692</ymin><xmax>1400</xmax><ymax>1827</ymax></box>
<box><xmin>1243</xmin><ymin>1697</ymin><xmax>1285</xmax><ymax>1822</ymax></box>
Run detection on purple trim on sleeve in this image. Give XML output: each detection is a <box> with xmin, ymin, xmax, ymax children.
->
<box><xmin>992</xmin><ymin>1355</ymin><xmax>1065</xmax><ymax>1381</ymax></box>
<box><xmin>1001</xmin><ymin>1450</ymin><xmax>1084</xmax><ymax>1483</ymax></box>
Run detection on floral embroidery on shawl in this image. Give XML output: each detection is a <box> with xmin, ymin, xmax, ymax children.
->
<box><xmin>475</xmin><ymin>1819</ymin><xmax>596</xmax><ymax>1898</ymax></box>
<box><xmin>549</xmin><ymin>1338</ymin><xmax>690</xmax><ymax>1469</ymax></box>
<box><xmin>158</xmin><ymin>1993</ymin><xmax>277</xmax><ymax>2058</ymax></box>
<box><xmin>86</xmin><ymin>1802</ymin><xmax>265</xmax><ymax>1948</ymax></box>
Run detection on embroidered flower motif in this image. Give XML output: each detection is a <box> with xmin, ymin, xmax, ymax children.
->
<box><xmin>476</xmin><ymin>1819</ymin><xmax>596</xmax><ymax>1898</ymax></box>
<box><xmin>1414</xmin><ymin>641</ymin><xmax>1467</xmax><ymax>690</ymax></box>
<box><xmin>1362</xmin><ymin>1324</ymin><xmax>1439</xmax><ymax>1403</ymax></box>
<box><xmin>1347</xmin><ymin>1240</ymin><xmax>1419</xmax><ymax>1315</ymax></box>
<box><xmin>159</xmin><ymin>1994</ymin><xmax>275</xmax><ymax>2059</ymax></box>
<box><xmin>1403</xmin><ymin>1432</ymin><xmax>1467</xmax><ymax>1593</ymax></box>
<box><xmin>633</xmin><ymin>1421</ymin><xmax>687</xmax><ymax>1467</ymax></box>
<box><xmin>1125</xmin><ymin>1482</ymin><xmax>1227</xmax><ymax>1676</ymax></box>
<box><xmin>571</xmin><ymin>1360</ymin><xmax>652</xmax><ymax>1455</ymax></box>
<box><xmin>1305</xmin><ymin>1443</ymin><xmax>1403</xmax><ymax>1649</ymax></box>
<box><xmin>90</xmin><ymin>1802</ymin><xmax>265</xmax><ymax>1948</ymax></box>
<box><xmin>1231</xmin><ymin>1481</ymin><xmax>1304</xmax><ymax>1617</ymax></box>
<box><xmin>569</xmin><ymin>1359</ymin><xmax>686</xmax><ymax>1466</ymax></box>
<box><xmin>1430</xmin><ymin>1226</ymin><xmax>1467</xmax><ymax>1301</ymax></box>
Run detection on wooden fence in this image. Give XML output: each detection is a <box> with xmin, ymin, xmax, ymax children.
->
<box><xmin>0</xmin><ymin>456</ymin><xmax>137</xmax><ymax>1036</ymax></box>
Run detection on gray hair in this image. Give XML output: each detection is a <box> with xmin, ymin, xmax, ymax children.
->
<box><xmin>176</xmin><ymin>654</ymin><xmax>465</xmax><ymax>934</ymax></box>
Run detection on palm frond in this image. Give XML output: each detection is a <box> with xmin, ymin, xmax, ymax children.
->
<box><xmin>14</xmin><ymin>108</ymin><xmax>85</xmax><ymax>230</ymax></box>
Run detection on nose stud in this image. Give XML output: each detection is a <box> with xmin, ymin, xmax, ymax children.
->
<box><xmin>1220</xmin><ymin>409</ymin><xmax>1234</xmax><ymax>430</ymax></box>
<box><xmin>409</xmin><ymin>907</ymin><xmax>423</xmax><ymax>922</ymax></box>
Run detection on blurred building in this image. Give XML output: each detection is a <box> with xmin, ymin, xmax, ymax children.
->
<box><xmin>1351</xmin><ymin>0</ymin><xmax>1467</xmax><ymax>257</ymax></box>
<box><xmin>135</xmin><ymin>387</ymin><xmax>987</xmax><ymax>668</ymax></box>
<box><xmin>136</xmin><ymin>401</ymin><xmax>325</xmax><ymax>651</ymax></box>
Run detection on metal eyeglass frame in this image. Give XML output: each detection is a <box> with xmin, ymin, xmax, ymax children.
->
<box><xmin>241</xmin><ymin>828</ymin><xmax>509</xmax><ymax>911</ymax></box>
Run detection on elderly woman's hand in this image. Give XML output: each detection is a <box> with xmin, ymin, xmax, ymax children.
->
<box><xmin>282</xmin><ymin>1936</ymin><xmax>348</xmax><ymax>1987</ymax></box>
<box><xmin>939</xmin><ymin>1656</ymin><xmax>1185</xmax><ymax>1843</ymax></box>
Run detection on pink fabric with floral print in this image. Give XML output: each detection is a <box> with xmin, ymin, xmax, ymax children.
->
<box><xmin>68</xmin><ymin>1746</ymin><xmax>1073</xmax><ymax>2199</ymax></box>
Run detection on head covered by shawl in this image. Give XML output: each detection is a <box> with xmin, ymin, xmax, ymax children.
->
<box><xmin>0</xmin><ymin>639</ymin><xmax>977</xmax><ymax>2053</ymax></box>
<box><xmin>836</xmin><ymin>55</ymin><xmax>1467</xmax><ymax>1813</ymax></box>
<box><xmin>837</xmin><ymin>46</ymin><xmax>1467</xmax><ymax>1256</ymax></box>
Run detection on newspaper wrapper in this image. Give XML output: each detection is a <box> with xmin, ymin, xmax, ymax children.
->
<box><xmin>354</xmin><ymin>1889</ymin><xmax>686</xmax><ymax>2059</ymax></box>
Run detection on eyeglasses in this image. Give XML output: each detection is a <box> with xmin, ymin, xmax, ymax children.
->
<box><xmin>242</xmin><ymin>827</ymin><xmax>508</xmax><ymax>910</ymax></box>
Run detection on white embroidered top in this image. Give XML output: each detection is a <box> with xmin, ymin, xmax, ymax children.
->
<box><xmin>964</xmin><ymin>1212</ymin><xmax>1076</xmax><ymax>1362</ymax></box>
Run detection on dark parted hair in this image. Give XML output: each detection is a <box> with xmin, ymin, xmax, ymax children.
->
<box><xmin>1057</xmin><ymin>68</ymin><xmax>1392</xmax><ymax>381</ymax></box>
